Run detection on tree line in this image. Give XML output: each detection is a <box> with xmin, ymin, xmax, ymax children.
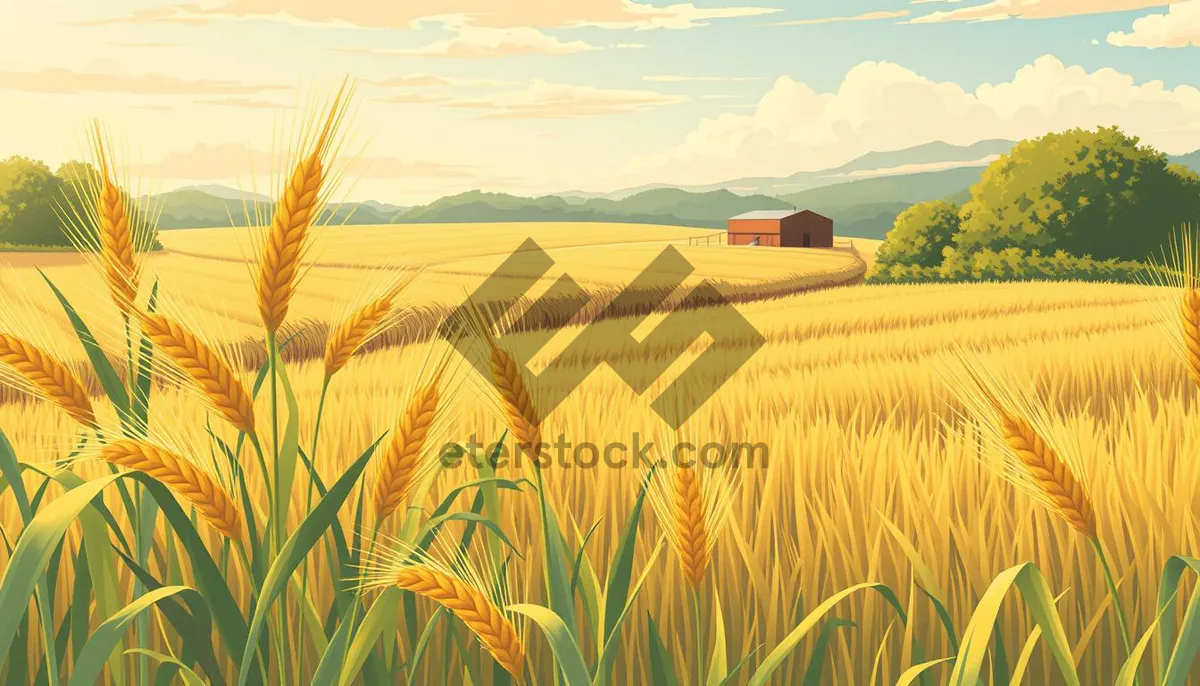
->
<box><xmin>867</xmin><ymin>127</ymin><xmax>1200</xmax><ymax>283</ymax></box>
<box><xmin>0</xmin><ymin>156</ymin><xmax>104</xmax><ymax>247</ymax></box>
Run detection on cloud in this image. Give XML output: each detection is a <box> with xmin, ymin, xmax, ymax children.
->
<box><xmin>909</xmin><ymin>0</ymin><xmax>1182</xmax><ymax>23</ymax></box>
<box><xmin>365</xmin><ymin>73</ymin><xmax>518</xmax><ymax>88</ymax></box>
<box><xmin>766</xmin><ymin>9</ymin><xmax>909</xmax><ymax>26</ymax></box>
<box><xmin>106</xmin><ymin>41</ymin><xmax>182</xmax><ymax>48</ymax></box>
<box><xmin>349</xmin><ymin>24</ymin><xmax>600</xmax><ymax>58</ymax></box>
<box><xmin>81</xmin><ymin>0</ymin><xmax>781</xmax><ymax>30</ymax></box>
<box><xmin>136</xmin><ymin>142</ymin><xmax>472</xmax><ymax>180</ymax></box>
<box><xmin>1107</xmin><ymin>0</ymin><xmax>1200</xmax><ymax>47</ymax></box>
<box><xmin>377</xmin><ymin>80</ymin><xmax>686</xmax><ymax>118</ymax></box>
<box><xmin>460</xmin><ymin>81</ymin><xmax>687</xmax><ymax>118</ymax></box>
<box><xmin>196</xmin><ymin>97</ymin><xmax>290</xmax><ymax>109</ymax></box>
<box><xmin>0</xmin><ymin>68</ymin><xmax>287</xmax><ymax>95</ymax></box>
<box><xmin>644</xmin><ymin>75</ymin><xmax>766</xmax><ymax>82</ymax></box>
<box><xmin>624</xmin><ymin>55</ymin><xmax>1200</xmax><ymax>186</ymax></box>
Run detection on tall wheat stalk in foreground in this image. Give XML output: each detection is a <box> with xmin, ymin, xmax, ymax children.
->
<box><xmin>942</xmin><ymin>350</ymin><xmax>1131</xmax><ymax>658</ymax></box>
<box><xmin>255</xmin><ymin>84</ymin><xmax>352</xmax><ymax>337</ymax></box>
<box><xmin>645</xmin><ymin>422</ymin><xmax>739</xmax><ymax>686</ymax></box>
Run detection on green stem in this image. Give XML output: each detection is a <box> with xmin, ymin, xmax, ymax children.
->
<box><xmin>265</xmin><ymin>330</ymin><xmax>289</xmax><ymax>683</ymax></box>
<box><xmin>1092</xmin><ymin>537</ymin><xmax>1133</xmax><ymax>663</ymax></box>
<box><xmin>296</xmin><ymin>377</ymin><xmax>330</xmax><ymax>679</ymax></box>
<box><xmin>693</xmin><ymin>586</ymin><xmax>705</xmax><ymax>686</ymax></box>
<box><xmin>125</xmin><ymin>312</ymin><xmax>149</xmax><ymax>686</ymax></box>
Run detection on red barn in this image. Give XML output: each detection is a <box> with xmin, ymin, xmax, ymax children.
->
<box><xmin>727</xmin><ymin>209</ymin><xmax>834</xmax><ymax>248</ymax></box>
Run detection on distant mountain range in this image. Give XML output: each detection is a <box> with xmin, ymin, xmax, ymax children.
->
<box><xmin>154</xmin><ymin>140</ymin><xmax>1200</xmax><ymax>240</ymax></box>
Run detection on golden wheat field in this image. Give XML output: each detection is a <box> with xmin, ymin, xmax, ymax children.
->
<box><xmin>3</xmin><ymin>234</ymin><xmax>1199</xmax><ymax>683</ymax></box>
<box><xmin>0</xmin><ymin>223</ymin><xmax>870</xmax><ymax>349</ymax></box>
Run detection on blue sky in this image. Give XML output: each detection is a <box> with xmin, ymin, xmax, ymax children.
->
<box><xmin>3</xmin><ymin>0</ymin><xmax>1200</xmax><ymax>202</ymax></box>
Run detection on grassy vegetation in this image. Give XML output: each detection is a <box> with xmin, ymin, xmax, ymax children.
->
<box><xmin>2</xmin><ymin>96</ymin><xmax>1200</xmax><ymax>686</ymax></box>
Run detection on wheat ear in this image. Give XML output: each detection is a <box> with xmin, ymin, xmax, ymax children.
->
<box><xmin>1180</xmin><ymin>288</ymin><xmax>1200</xmax><ymax>389</ymax></box>
<box><xmin>673</xmin><ymin>464</ymin><xmax>711</xmax><ymax>588</ymax></box>
<box><xmin>92</xmin><ymin>126</ymin><xmax>139</xmax><ymax>315</ymax></box>
<box><xmin>139</xmin><ymin>313</ymin><xmax>255</xmax><ymax>435</ymax></box>
<box><xmin>0</xmin><ymin>333</ymin><xmax>95</xmax><ymax>427</ymax></box>
<box><xmin>997</xmin><ymin>411</ymin><xmax>1097</xmax><ymax>538</ymax></box>
<box><xmin>372</xmin><ymin>382</ymin><xmax>439</xmax><ymax>522</ymax></box>
<box><xmin>257</xmin><ymin>89</ymin><xmax>348</xmax><ymax>334</ymax></box>
<box><xmin>393</xmin><ymin>566</ymin><xmax>525</xmax><ymax>677</ymax></box>
<box><xmin>488</xmin><ymin>345</ymin><xmax>542</xmax><ymax>458</ymax></box>
<box><xmin>101</xmin><ymin>440</ymin><xmax>241</xmax><ymax>540</ymax></box>
<box><xmin>324</xmin><ymin>294</ymin><xmax>395</xmax><ymax>379</ymax></box>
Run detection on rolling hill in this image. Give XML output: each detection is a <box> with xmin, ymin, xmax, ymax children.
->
<box><xmin>394</xmin><ymin>188</ymin><xmax>792</xmax><ymax>229</ymax></box>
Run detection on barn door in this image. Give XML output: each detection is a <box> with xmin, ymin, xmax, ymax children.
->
<box><xmin>802</xmin><ymin>233</ymin><xmax>811</xmax><ymax>247</ymax></box>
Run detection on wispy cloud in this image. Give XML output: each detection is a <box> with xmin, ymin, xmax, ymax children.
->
<box><xmin>366</xmin><ymin>73</ymin><xmax>517</xmax><ymax>87</ymax></box>
<box><xmin>77</xmin><ymin>0</ymin><xmax>782</xmax><ymax>31</ymax></box>
<box><xmin>909</xmin><ymin>0</ymin><xmax>1183</xmax><ymax>24</ymax></box>
<box><xmin>765</xmin><ymin>9</ymin><xmax>909</xmax><ymax>26</ymax></box>
<box><xmin>105</xmin><ymin>41</ymin><xmax>182</xmax><ymax>48</ymax></box>
<box><xmin>196</xmin><ymin>97</ymin><xmax>290</xmax><ymax>109</ymax></box>
<box><xmin>377</xmin><ymin>80</ymin><xmax>686</xmax><ymax>118</ymax></box>
<box><xmin>644</xmin><ymin>75</ymin><xmax>766</xmax><ymax>83</ymax></box>
<box><xmin>339</xmin><ymin>24</ymin><xmax>600</xmax><ymax>58</ymax></box>
<box><xmin>0</xmin><ymin>68</ymin><xmax>287</xmax><ymax>95</ymax></box>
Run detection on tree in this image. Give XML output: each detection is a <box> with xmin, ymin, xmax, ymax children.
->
<box><xmin>874</xmin><ymin>200</ymin><xmax>961</xmax><ymax>269</ymax></box>
<box><xmin>0</xmin><ymin>156</ymin><xmax>69</xmax><ymax>246</ymax></box>
<box><xmin>955</xmin><ymin>126</ymin><xmax>1200</xmax><ymax>261</ymax></box>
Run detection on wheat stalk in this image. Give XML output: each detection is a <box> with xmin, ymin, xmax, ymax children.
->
<box><xmin>101</xmin><ymin>440</ymin><xmax>241</xmax><ymax>540</ymax></box>
<box><xmin>92</xmin><ymin>125</ymin><xmax>139</xmax><ymax>315</ymax></box>
<box><xmin>392</xmin><ymin>565</ymin><xmax>525</xmax><ymax>677</ymax></box>
<box><xmin>139</xmin><ymin>313</ymin><xmax>255</xmax><ymax>435</ymax></box>
<box><xmin>0</xmin><ymin>333</ymin><xmax>95</xmax><ymax>427</ymax></box>
<box><xmin>947</xmin><ymin>353</ymin><xmax>1097</xmax><ymax>538</ymax></box>
<box><xmin>997</xmin><ymin>411</ymin><xmax>1097</xmax><ymax>538</ymax></box>
<box><xmin>372</xmin><ymin>382</ymin><xmax>439</xmax><ymax>522</ymax></box>
<box><xmin>488</xmin><ymin>344</ymin><xmax>542</xmax><ymax>458</ymax></box>
<box><xmin>324</xmin><ymin>293</ymin><xmax>396</xmax><ymax>379</ymax></box>
<box><xmin>256</xmin><ymin>87</ymin><xmax>350</xmax><ymax>335</ymax></box>
<box><xmin>672</xmin><ymin>464</ymin><xmax>711</xmax><ymax>588</ymax></box>
<box><xmin>1180</xmin><ymin>288</ymin><xmax>1200</xmax><ymax>389</ymax></box>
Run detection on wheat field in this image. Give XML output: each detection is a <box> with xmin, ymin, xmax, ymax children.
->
<box><xmin>2</xmin><ymin>260</ymin><xmax>1197</xmax><ymax>682</ymax></box>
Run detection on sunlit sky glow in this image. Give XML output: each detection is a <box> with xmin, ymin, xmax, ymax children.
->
<box><xmin>4</xmin><ymin>0</ymin><xmax>1200</xmax><ymax>203</ymax></box>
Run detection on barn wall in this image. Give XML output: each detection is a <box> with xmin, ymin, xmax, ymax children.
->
<box><xmin>728</xmin><ymin>218</ymin><xmax>783</xmax><ymax>247</ymax></box>
<box><xmin>780</xmin><ymin>213</ymin><xmax>834</xmax><ymax>248</ymax></box>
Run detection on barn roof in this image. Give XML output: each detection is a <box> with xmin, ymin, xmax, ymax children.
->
<box><xmin>729</xmin><ymin>209</ymin><xmax>803</xmax><ymax>220</ymax></box>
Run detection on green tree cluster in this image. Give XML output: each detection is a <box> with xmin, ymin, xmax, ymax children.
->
<box><xmin>0</xmin><ymin>156</ymin><xmax>102</xmax><ymax>247</ymax></box>
<box><xmin>867</xmin><ymin>126</ymin><xmax>1200</xmax><ymax>283</ymax></box>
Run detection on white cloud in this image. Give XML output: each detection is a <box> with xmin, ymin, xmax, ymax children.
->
<box><xmin>1107</xmin><ymin>0</ymin><xmax>1200</xmax><ymax>48</ymax></box>
<box><xmin>623</xmin><ymin>55</ymin><xmax>1200</xmax><ymax>186</ymax></box>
